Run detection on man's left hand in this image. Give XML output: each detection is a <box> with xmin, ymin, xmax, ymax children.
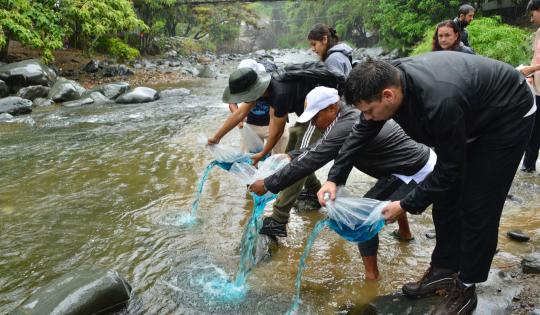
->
<box><xmin>382</xmin><ymin>201</ymin><xmax>406</xmax><ymax>224</ymax></box>
<box><xmin>251</xmin><ymin>152</ymin><xmax>265</xmax><ymax>166</ymax></box>
<box><xmin>249</xmin><ymin>179</ymin><xmax>267</xmax><ymax>196</ymax></box>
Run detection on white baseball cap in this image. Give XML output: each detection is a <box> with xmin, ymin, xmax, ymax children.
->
<box><xmin>238</xmin><ymin>59</ymin><xmax>266</xmax><ymax>73</ymax></box>
<box><xmin>297</xmin><ymin>86</ymin><xmax>340</xmax><ymax>123</ymax></box>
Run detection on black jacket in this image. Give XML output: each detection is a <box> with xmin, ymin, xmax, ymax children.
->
<box><xmin>327</xmin><ymin>52</ymin><xmax>533</xmax><ymax>214</ymax></box>
<box><xmin>264</xmin><ymin>104</ymin><xmax>430</xmax><ymax>193</ymax></box>
<box><xmin>453</xmin><ymin>17</ymin><xmax>470</xmax><ymax>47</ymax></box>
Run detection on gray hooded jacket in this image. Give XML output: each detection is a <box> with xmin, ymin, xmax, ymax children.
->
<box><xmin>326</xmin><ymin>43</ymin><xmax>353</xmax><ymax>77</ymax></box>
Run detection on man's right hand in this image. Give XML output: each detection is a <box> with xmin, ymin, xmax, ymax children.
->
<box><xmin>207</xmin><ymin>136</ymin><xmax>219</xmax><ymax>145</ymax></box>
<box><xmin>317</xmin><ymin>181</ymin><xmax>337</xmax><ymax>206</ymax></box>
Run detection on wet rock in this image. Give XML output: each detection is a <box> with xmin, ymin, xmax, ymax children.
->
<box><xmin>62</xmin><ymin>97</ymin><xmax>94</xmax><ymax>108</ymax></box>
<box><xmin>88</xmin><ymin>91</ymin><xmax>113</xmax><ymax>105</ymax></box>
<box><xmin>522</xmin><ymin>253</ymin><xmax>540</xmax><ymax>274</ymax></box>
<box><xmin>0</xmin><ymin>79</ymin><xmax>8</xmax><ymax>97</ymax></box>
<box><xmin>507</xmin><ymin>230</ymin><xmax>530</xmax><ymax>242</ymax></box>
<box><xmin>115</xmin><ymin>87</ymin><xmax>159</xmax><ymax>104</ymax></box>
<box><xmin>0</xmin><ymin>96</ymin><xmax>32</xmax><ymax>116</ymax></box>
<box><xmin>425</xmin><ymin>229</ymin><xmax>436</xmax><ymax>239</ymax></box>
<box><xmin>48</xmin><ymin>77</ymin><xmax>86</xmax><ymax>102</ymax></box>
<box><xmin>103</xmin><ymin>64</ymin><xmax>119</xmax><ymax>77</ymax></box>
<box><xmin>91</xmin><ymin>82</ymin><xmax>130</xmax><ymax>99</ymax></box>
<box><xmin>32</xmin><ymin>97</ymin><xmax>53</xmax><ymax>107</ymax></box>
<box><xmin>169</xmin><ymin>61</ymin><xmax>181</xmax><ymax>67</ymax></box>
<box><xmin>0</xmin><ymin>113</ymin><xmax>13</xmax><ymax>121</ymax></box>
<box><xmin>118</xmin><ymin>64</ymin><xmax>134</xmax><ymax>76</ymax></box>
<box><xmin>196</xmin><ymin>64</ymin><xmax>217</xmax><ymax>78</ymax></box>
<box><xmin>531</xmin><ymin>309</ymin><xmax>540</xmax><ymax>315</ymax></box>
<box><xmin>158</xmin><ymin>88</ymin><xmax>191</xmax><ymax>98</ymax></box>
<box><xmin>81</xmin><ymin>59</ymin><xmax>100</xmax><ymax>73</ymax></box>
<box><xmin>16</xmin><ymin>85</ymin><xmax>50</xmax><ymax>101</ymax></box>
<box><xmin>166</xmin><ymin>50</ymin><xmax>178</xmax><ymax>58</ymax></box>
<box><xmin>0</xmin><ymin>59</ymin><xmax>57</xmax><ymax>92</ymax></box>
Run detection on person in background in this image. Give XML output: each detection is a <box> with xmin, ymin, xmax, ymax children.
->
<box><xmin>432</xmin><ymin>20</ymin><xmax>475</xmax><ymax>54</ymax></box>
<box><xmin>518</xmin><ymin>0</ymin><xmax>540</xmax><ymax>173</ymax></box>
<box><xmin>453</xmin><ymin>4</ymin><xmax>475</xmax><ymax>47</ymax></box>
<box><xmin>227</xmin><ymin>59</ymin><xmax>289</xmax><ymax>154</ymax></box>
<box><xmin>250</xmin><ymin>86</ymin><xmax>434</xmax><ymax>280</ymax></box>
<box><xmin>308</xmin><ymin>23</ymin><xmax>353</xmax><ymax>77</ymax></box>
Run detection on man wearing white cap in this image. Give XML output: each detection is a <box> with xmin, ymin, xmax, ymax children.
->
<box><xmin>249</xmin><ymin>86</ymin><xmax>437</xmax><ymax>280</ymax></box>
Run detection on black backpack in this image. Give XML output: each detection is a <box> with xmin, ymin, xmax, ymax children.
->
<box><xmin>271</xmin><ymin>61</ymin><xmax>346</xmax><ymax>95</ymax></box>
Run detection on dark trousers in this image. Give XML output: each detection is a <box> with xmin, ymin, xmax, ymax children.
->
<box><xmin>431</xmin><ymin>113</ymin><xmax>534</xmax><ymax>283</ymax></box>
<box><xmin>522</xmin><ymin>95</ymin><xmax>540</xmax><ymax>170</ymax></box>
<box><xmin>357</xmin><ymin>176</ymin><xmax>417</xmax><ymax>256</ymax></box>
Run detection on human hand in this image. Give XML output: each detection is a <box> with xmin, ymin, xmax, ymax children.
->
<box><xmin>249</xmin><ymin>179</ymin><xmax>267</xmax><ymax>196</ymax></box>
<box><xmin>207</xmin><ymin>136</ymin><xmax>220</xmax><ymax>145</ymax></box>
<box><xmin>317</xmin><ymin>181</ymin><xmax>337</xmax><ymax>206</ymax></box>
<box><xmin>237</xmin><ymin>121</ymin><xmax>244</xmax><ymax>129</ymax></box>
<box><xmin>381</xmin><ymin>201</ymin><xmax>406</xmax><ymax>224</ymax></box>
<box><xmin>251</xmin><ymin>152</ymin><xmax>264</xmax><ymax>166</ymax></box>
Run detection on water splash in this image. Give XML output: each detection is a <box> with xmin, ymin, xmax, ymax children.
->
<box><xmin>157</xmin><ymin>160</ymin><xmax>218</xmax><ymax>226</ymax></box>
<box><xmin>286</xmin><ymin>219</ymin><xmax>330</xmax><ymax>315</ymax></box>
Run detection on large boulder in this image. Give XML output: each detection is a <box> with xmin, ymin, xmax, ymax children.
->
<box><xmin>90</xmin><ymin>82</ymin><xmax>130</xmax><ymax>100</ymax></box>
<box><xmin>0</xmin><ymin>79</ymin><xmax>8</xmax><ymax>97</ymax></box>
<box><xmin>81</xmin><ymin>59</ymin><xmax>99</xmax><ymax>73</ymax></box>
<box><xmin>0</xmin><ymin>59</ymin><xmax>57</xmax><ymax>93</ymax></box>
<box><xmin>16</xmin><ymin>85</ymin><xmax>50</xmax><ymax>101</ymax></box>
<box><xmin>12</xmin><ymin>269</ymin><xmax>132</xmax><ymax>315</ymax></box>
<box><xmin>32</xmin><ymin>97</ymin><xmax>53</xmax><ymax>107</ymax></box>
<box><xmin>48</xmin><ymin>78</ymin><xmax>86</xmax><ymax>102</ymax></box>
<box><xmin>88</xmin><ymin>91</ymin><xmax>113</xmax><ymax>105</ymax></box>
<box><xmin>116</xmin><ymin>87</ymin><xmax>159</xmax><ymax>104</ymax></box>
<box><xmin>196</xmin><ymin>64</ymin><xmax>217</xmax><ymax>78</ymax></box>
<box><xmin>0</xmin><ymin>97</ymin><xmax>32</xmax><ymax>116</ymax></box>
<box><xmin>522</xmin><ymin>253</ymin><xmax>540</xmax><ymax>274</ymax></box>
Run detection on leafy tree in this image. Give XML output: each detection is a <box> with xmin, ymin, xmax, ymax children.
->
<box><xmin>368</xmin><ymin>0</ymin><xmax>461</xmax><ymax>52</ymax></box>
<box><xmin>0</xmin><ymin>0</ymin><xmax>67</xmax><ymax>63</ymax></box>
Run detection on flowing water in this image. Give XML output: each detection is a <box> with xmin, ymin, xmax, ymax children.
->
<box><xmin>1</xmin><ymin>51</ymin><xmax>540</xmax><ymax>314</ymax></box>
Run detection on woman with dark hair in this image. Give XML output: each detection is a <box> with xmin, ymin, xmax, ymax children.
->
<box><xmin>432</xmin><ymin>20</ymin><xmax>475</xmax><ymax>54</ymax></box>
<box><xmin>308</xmin><ymin>23</ymin><xmax>353</xmax><ymax>77</ymax></box>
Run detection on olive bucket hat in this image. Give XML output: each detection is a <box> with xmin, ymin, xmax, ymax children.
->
<box><xmin>222</xmin><ymin>68</ymin><xmax>271</xmax><ymax>103</ymax></box>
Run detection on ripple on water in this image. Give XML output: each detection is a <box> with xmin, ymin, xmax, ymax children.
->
<box><xmin>154</xmin><ymin>211</ymin><xmax>198</xmax><ymax>227</ymax></box>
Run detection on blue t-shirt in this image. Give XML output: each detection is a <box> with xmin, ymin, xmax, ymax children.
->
<box><xmin>246</xmin><ymin>98</ymin><xmax>270</xmax><ymax>126</ymax></box>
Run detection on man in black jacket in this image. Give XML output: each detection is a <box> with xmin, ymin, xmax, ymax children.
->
<box><xmin>318</xmin><ymin>52</ymin><xmax>535</xmax><ymax>314</ymax></box>
<box><xmin>249</xmin><ymin>86</ymin><xmax>436</xmax><ymax>280</ymax></box>
<box><xmin>453</xmin><ymin>4</ymin><xmax>475</xmax><ymax>47</ymax></box>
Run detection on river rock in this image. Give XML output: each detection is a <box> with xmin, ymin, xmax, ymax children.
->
<box><xmin>0</xmin><ymin>97</ymin><xmax>32</xmax><ymax>116</ymax></box>
<box><xmin>0</xmin><ymin>79</ymin><xmax>8</xmax><ymax>97</ymax></box>
<box><xmin>522</xmin><ymin>253</ymin><xmax>540</xmax><ymax>274</ymax></box>
<box><xmin>425</xmin><ymin>229</ymin><xmax>436</xmax><ymax>239</ymax></box>
<box><xmin>91</xmin><ymin>82</ymin><xmax>130</xmax><ymax>100</ymax></box>
<box><xmin>118</xmin><ymin>64</ymin><xmax>134</xmax><ymax>76</ymax></box>
<box><xmin>32</xmin><ymin>97</ymin><xmax>53</xmax><ymax>107</ymax></box>
<box><xmin>196</xmin><ymin>64</ymin><xmax>217</xmax><ymax>78</ymax></box>
<box><xmin>62</xmin><ymin>97</ymin><xmax>94</xmax><ymax>108</ymax></box>
<box><xmin>81</xmin><ymin>59</ymin><xmax>100</xmax><ymax>73</ymax></box>
<box><xmin>507</xmin><ymin>230</ymin><xmax>530</xmax><ymax>242</ymax></box>
<box><xmin>0</xmin><ymin>59</ymin><xmax>57</xmax><ymax>92</ymax></box>
<box><xmin>158</xmin><ymin>88</ymin><xmax>191</xmax><ymax>98</ymax></box>
<box><xmin>16</xmin><ymin>85</ymin><xmax>50</xmax><ymax>101</ymax></box>
<box><xmin>531</xmin><ymin>309</ymin><xmax>540</xmax><ymax>315</ymax></box>
<box><xmin>48</xmin><ymin>77</ymin><xmax>86</xmax><ymax>102</ymax></box>
<box><xmin>89</xmin><ymin>91</ymin><xmax>113</xmax><ymax>105</ymax></box>
<box><xmin>115</xmin><ymin>87</ymin><xmax>159</xmax><ymax>104</ymax></box>
<box><xmin>0</xmin><ymin>113</ymin><xmax>13</xmax><ymax>121</ymax></box>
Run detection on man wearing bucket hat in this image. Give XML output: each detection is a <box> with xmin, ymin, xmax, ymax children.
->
<box><xmin>249</xmin><ymin>86</ymin><xmax>437</xmax><ymax>280</ymax></box>
<box><xmin>209</xmin><ymin>64</ymin><xmax>340</xmax><ymax>213</ymax></box>
<box><xmin>226</xmin><ymin>59</ymin><xmax>289</xmax><ymax>154</ymax></box>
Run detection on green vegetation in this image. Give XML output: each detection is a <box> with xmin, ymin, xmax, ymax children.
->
<box><xmin>104</xmin><ymin>38</ymin><xmax>140</xmax><ymax>63</ymax></box>
<box><xmin>411</xmin><ymin>17</ymin><xmax>532</xmax><ymax>66</ymax></box>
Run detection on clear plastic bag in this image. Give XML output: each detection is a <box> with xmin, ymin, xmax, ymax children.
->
<box><xmin>197</xmin><ymin>135</ymin><xmax>251</xmax><ymax>165</ymax></box>
<box><xmin>241</xmin><ymin>124</ymin><xmax>264</xmax><ymax>153</ymax></box>
<box><xmin>229</xmin><ymin>154</ymin><xmax>290</xmax><ymax>186</ymax></box>
<box><xmin>325</xmin><ymin>187</ymin><xmax>387</xmax><ymax>243</ymax></box>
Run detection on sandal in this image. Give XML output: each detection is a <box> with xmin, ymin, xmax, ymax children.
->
<box><xmin>390</xmin><ymin>229</ymin><xmax>414</xmax><ymax>242</ymax></box>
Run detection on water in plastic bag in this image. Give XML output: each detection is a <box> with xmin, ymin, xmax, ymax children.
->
<box><xmin>325</xmin><ymin>187</ymin><xmax>387</xmax><ymax>243</ymax></box>
<box><xmin>197</xmin><ymin>135</ymin><xmax>251</xmax><ymax>170</ymax></box>
<box><xmin>229</xmin><ymin>154</ymin><xmax>289</xmax><ymax>187</ymax></box>
<box><xmin>240</xmin><ymin>124</ymin><xmax>264</xmax><ymax>153</ymax></box>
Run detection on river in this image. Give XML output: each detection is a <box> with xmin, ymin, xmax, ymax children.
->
<box><xmin>1</xmin><ymin>51</ymin><xmax>539</xmax><ymax>314</ymax></box>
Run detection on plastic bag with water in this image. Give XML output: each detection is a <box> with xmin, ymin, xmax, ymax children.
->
<box><xmin>241</xmin><ymin>124</ymin><xmax>264</xmax><ymax>154</ymax></box>
<box><xmin>197</xmin><ymin>135</ymin><xmax>251</xmax><ymax>170</ymax></box>
<box><xmin>229</xmin><ymin>154</ymin><xmax>289</xmax><ymax>186</ymax></box>
<box><xmin>325</xmin><ymin>187</ymin><xmax>388</xmax><ymax>243</ymax></box>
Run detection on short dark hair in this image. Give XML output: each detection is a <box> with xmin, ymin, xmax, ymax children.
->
<box><xmin>344</xmin><ymin>58</ymin><xmax>401</xmax><ymax>104</ymax></box>
<box><xmin>458</xmin><ymin>4</ymin><xmax>475</xmax><ymax>16</ymax></box>
<box><xmin>527</xmin><ymin>0</ymin><xmax>540</xmax><ymax>12</ymax></box>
